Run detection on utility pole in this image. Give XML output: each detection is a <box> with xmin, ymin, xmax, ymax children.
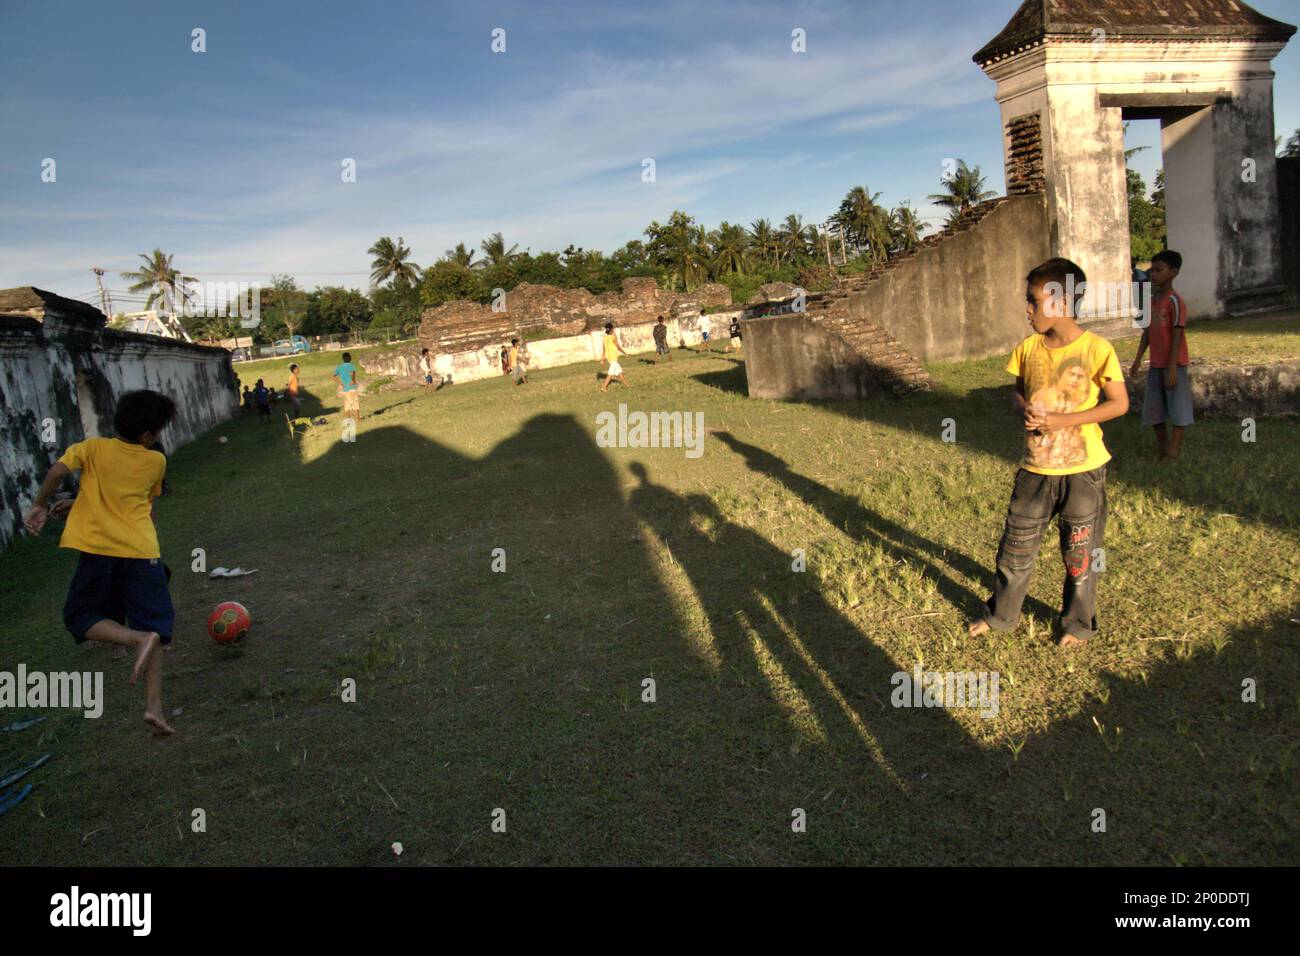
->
<box><xmin>91</xmin><ymin>267</ymin><xmax>113</xmax><ymax>319</ymax></box>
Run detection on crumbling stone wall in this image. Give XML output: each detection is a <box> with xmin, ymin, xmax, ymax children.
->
<box><xmin>0</xmin><ymin>287</ymin><xmax>239</xmax><ymax>550</ymax></box>
<box><xmin>417</xmin><ymin>277</ymin><xmax>731</xmax><ymax>354</ymax></box>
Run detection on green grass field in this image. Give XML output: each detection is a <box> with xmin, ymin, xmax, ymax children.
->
<box><xmin>2</xmin><ymin>314</ymin><xmax>1297</xmax><ymax>865</ymax></box>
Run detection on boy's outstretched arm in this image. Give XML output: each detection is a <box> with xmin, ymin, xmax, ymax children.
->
<box><xmin>24</xmin><ymin>461</ymin><xmax>71</xmax><ymax>534</ymax></box>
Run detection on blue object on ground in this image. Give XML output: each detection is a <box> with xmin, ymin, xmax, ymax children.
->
<box><xmin>0</xmin><ymin>784</ymin><xmax>32</xmax><ymax>816</ymax></box>
<box><xmin>2</xmin><ymin>717</ymin><xmax>46</xmax><ymax>733</ymax></box>
<box><xmin>0</xmin><ymin>753</ymin><xmax>51</xmax><ymax>790</ymax></box>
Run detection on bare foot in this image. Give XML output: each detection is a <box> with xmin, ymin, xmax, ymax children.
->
<box><xmin>131</xmin><ymin>632</ymin><xmax>160</xmax><ymax>683</ymax></box>
<box><xmin>144</xmin><ymin>710</ymin><xmax>176</xmax><ymax>736</ymax></box>
<box><xmin>1059</xmin><ymin>633</ymin><xmax>1088</xmax><ymax>648</ymax></box>
<box><xmin>967</xmin><ymin>619</ymin><xmax>991</xmax><ymax>637</ymax></box>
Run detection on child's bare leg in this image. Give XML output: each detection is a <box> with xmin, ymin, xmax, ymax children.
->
<box><xmin>1153</xmin><ymin>422</ymin><xmax>1169</xmax><ymax>458</ymax></box>
<box><xmin>84</xmin><ymin>620</ymin><xmax>159</xmax><ymax>683</ymax></box>
<box><xmin>1167</xmin><ymin>425</ymin><xmax>1185</xmax><ymax>459</ymax></box>
<box><xmin>142</xmin><ymin>649</ymin><xmax>174</xmax><ymax>735</ymax></box>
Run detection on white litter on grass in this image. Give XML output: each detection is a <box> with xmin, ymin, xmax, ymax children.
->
<box><xmin>209</xmin><ymin>567</ymin><xmax>259</xmax><ymax>579</ymax></box>
<box><xmin>218</xmin><ymin>436</ymin><xmax>228</xmax><ymax>444</ymax></box>
<box><xmin>391</xmin><ymin>842</ymin><xmax>403</xmax><ymax>856</ymax></box>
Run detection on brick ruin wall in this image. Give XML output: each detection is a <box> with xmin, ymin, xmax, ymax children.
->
<box><xmin>416</xmin><ymin>277</ymin><xmax>733</xmax><ymax>355</ymax></box>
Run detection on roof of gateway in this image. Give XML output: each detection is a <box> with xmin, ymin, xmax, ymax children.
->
<box><xmin>974</xmin><ymin>0</ymin><xmax>1297</xmax><ymax>65</ymax></box>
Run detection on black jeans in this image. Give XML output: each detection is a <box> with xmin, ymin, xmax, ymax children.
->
<box><xmin>981</xmin><ymin>465</ymin><xmax>1107</xmax><ymax>641</ymax></box>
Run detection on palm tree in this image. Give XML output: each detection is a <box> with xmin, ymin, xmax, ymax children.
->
<box><xmin>367</xmin><ymin>236</ymin><xmax>420</xmax><ymax>288</ymax></box>
<box><xmin>444</xmin><ymin>242</ymin><xmax>477</xmax><ymax>269</ymax></box>
<box><xmin>646</xmin><ymin>212</ymin><xmax>710</xmax><ymax>291</ymax></box>
<box><xmin>749</xmin><ymin>218</ymin><xmax>777</xmax><ymax>268</ymax></box>
<box><xmin>833</xmin><ymin>186</ymin><xmax>891</xmax><ymax>261</ymax></box>
<box><xmin>779</xmin><ymin>214</ymin><xmax>808</xmax><ymax>265</ymax></box>
<box><xmin>478</xmin><ymin>232</ymin><xmax>521</xmax><ymax>269</ymax></box>
<box><xmin>709</xmin><ymin>221</ymin><xmax>751</xmax><ymax>275</ymax></box>
<box><xmin>928</xmin><ymin>160</ymin><xmax>997</xmax><ymax>225</ymax></box>
<box><xmin>120</xmin><ymin>249</ymin><xmax>196</xmax><ymax>313</ymax></box>
<box><xmin>888</xmin><ymin>203</ymin><xmax>926</xmax><ymax>254</ymax></box>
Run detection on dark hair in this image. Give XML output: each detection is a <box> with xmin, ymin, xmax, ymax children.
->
<box><xmin>511</xmin><ymin>337</ymin><xmax>518</xmax><ymax>345</ymax></box>
<box><xmin>656</xmin><ymin>315</ymin><xmax>664</xmax><ymax>321</ymax></box>
<box><xmin>420</xmin><ymin>348</ymin><xmax>429</xmax><ymax>355</ymax></box>
<box><xmin>342</xmin><ymin>352</ymin><xmax>352</xmax><ymax>362</ymax></box>
<box><xmin>1026</xmin><ymin>257</ymin><xmax>1087</xmax><ymax>316</ymax></box>
<box><xmin>604</xmin><ymin>322</ymin><xmax>614</xmax><ymax>333</ymax></box>
<box><xmin>290</xmin><ymin>363</ymin><xmax>299</xmax><ymax>371</ymax></box>
<box><xmin>113</xmin><ymin>390</ymin><xmax>177</xmax><ymax>441</ymax></box>
<box><xmin>1151</xmin><ymin>249</ymin><xmax>1183</xmax><ymax>270</ymax></box>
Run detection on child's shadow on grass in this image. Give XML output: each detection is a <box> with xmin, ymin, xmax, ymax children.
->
<box><xmin>713</xmin><ymin>430</ymin><xmax>1058</xmax><ymax>624</ymax></box>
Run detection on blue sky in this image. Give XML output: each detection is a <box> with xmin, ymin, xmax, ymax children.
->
<box><xmin>2</xmin><ymin>0</ymin><xmax>1298</xmax><ymax>305</ymax></box>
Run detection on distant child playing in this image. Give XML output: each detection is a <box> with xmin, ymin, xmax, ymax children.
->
<box><xmin>254</xmin><ymin>379</ymin><xmax>271</xmax><ymax>421</ymax></box>
<box><xmin>969</xmin><ymin>258</ymin><xmax>1129</xmax><ymax>648</ymax></box>
<box><xmin>419</xmin><ymin>349</ymin><xmax>434</xmax><ymax>391</ymax></box>
<box><xmin>333</xmin><ymin>352</ymin><xmax>360</xmax><ymax>422</ymax></box>
<box><xmin>1129</xmin><ymin>249</ymin><xmax>1193</xmax><ymax>460</ymax></box>
<box><xmin>287</xmin><ymin>363</ymin><xmax>302</xmax><ymax>415</ymax></box>
<box><xmin>653</xmin><ymin>315</ymin><xmax>672</xmax><ymax>363</ymax></box>
<box><xmin>509</xmin><ymin>338</ymin><xmax>529</xmax><ymax>385</ymax></box>
<box><xmin>599</xmin><ymin>322</ymin><xmax>629</xmax><ymax>392</ymax></box>
<box><xmin>23</xmin><ymin>390</ymin><xmax>180</xmax><ymax>736</ymax></box>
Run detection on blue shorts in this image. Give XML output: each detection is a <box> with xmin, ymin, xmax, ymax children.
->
<box><xmin>1142</xmin><ymin>366</ymin><xmax>1194</xmax><ymax>427</ymax></box>
<box><xmin>63</xmin><ymin>553</ymin><xmax>175</xmax><ymax>644</ymax></box>
<box><xmin>424</xmin><ymin>374</ymin><xmax>434</xmax><ymax>384</ymax></box>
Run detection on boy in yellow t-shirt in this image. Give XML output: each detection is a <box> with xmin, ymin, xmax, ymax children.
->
<box><xmin>23</xmin><ymin>390</ymin><xmax>180</xmax><ymax>735</ymax></box>
<box><xmin>969</xmin><ymin>259</ymin><xmax>1129</xmax><ymax>648</ymax></box>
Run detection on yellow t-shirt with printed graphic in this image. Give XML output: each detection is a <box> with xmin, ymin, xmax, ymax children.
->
<box><xmin>1007</xmin><ymin>330</ymin><xmax>1123</xmax><ymax>476</ymax></box>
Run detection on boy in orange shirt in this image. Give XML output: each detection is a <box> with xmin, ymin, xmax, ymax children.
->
<box><xmin>23</xmin><ymin>390</ymin><xmax>179</xmax><ymax>735</ymax></box>
<box><xmin>1129</xmin><ymin>249</ymin><xmax>1193</xmax><ymax>460</ymax></box>
<box><xmin>969</xmin><ymin>259</ymin><xmax>1129</xmax><ymax>648</ymax></box>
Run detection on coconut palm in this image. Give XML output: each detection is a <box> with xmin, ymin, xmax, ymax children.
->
<box><xmin>443</xmin><ymin>242</ymin><xmax>477</xmax><ymax>269</ymax></box>
<box><xmin>367</xmin><ymin>236</ymin><xmax>420</xmax><ymax>288</ymax></box>
<box><xmin>833</xmin><ymin>186</ymin><xmax>891</xmax><ymax>261</ymax></box>
<box><xmin>779</xmin><ymin>214</ymin><xmax>809</xmax><ymax>264</ymax></box>
<box><xmin>928</xmin><ymin>160</ymin><xmax>997</xmax><ymax>225</ymax></box>
<box><xmin>478</xmin><ymin>232</ymin><xmax>521</xmax><ymax>269</ymax></box>
<box><xmin>749</xmin><ymin>218</ymin><xmax>778</xmax><ymax>268</ymax></box>
<box><xmin>120</xmin><ymin>249</ymin><xmax>197</xmax><ymax>313</ymax></box>
<box><xmin>709</xmin><ymin>221</ymin><xmax>751</xmax><ymax>275</ymax></box>
<box><xmin>888</xmin><ymin>203</ymin><xmax>926</xmax><ymax>254</ymax></box>
<box><xmin>646</xmin><ymin>211</ymin><xmax>710</xmax><ymax>291</ymax></box>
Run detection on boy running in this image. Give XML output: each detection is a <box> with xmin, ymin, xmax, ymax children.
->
<box><xmin>1129</xmin><ymin>249</ymin><xmax>1193</xmax><ymax>460</ymax></box>
<box><xmin>599</xmin><ymin>322</ymin><xmax>629</xmax><ymax>392</ymax></box>
<box><xmin>969</xmin><ymin>258</ymin><xmax>1128</xmax><ymax>648</ymax></box>
<box><xmin>23</xmin><ymin>390</ymin><xmax>180</xmax><ymax>736</ymax></box>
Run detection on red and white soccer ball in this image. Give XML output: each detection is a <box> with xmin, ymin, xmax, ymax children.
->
<box><xmin>207</xmin><ymin>601</ymin><xmax>251</xmax><ymax>644</ymax></box>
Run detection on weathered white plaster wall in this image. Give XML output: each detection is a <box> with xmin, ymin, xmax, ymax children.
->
<box><xmin>0</xmin><ymin>291</ymin><xmax>238</xmax><ymax>549</ymax></box>
<box><xmin>985</xmin><ymin>37</ymin><xmax>1290</xmax><ymax>318</ymax></box>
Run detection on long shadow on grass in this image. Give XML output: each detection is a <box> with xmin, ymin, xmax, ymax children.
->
<box><xmin>713</xmin><ymin>430</ymin><xmax>1058</xmax><ymax>624</ymax></box>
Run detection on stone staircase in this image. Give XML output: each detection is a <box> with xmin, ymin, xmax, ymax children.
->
<box><xmin>796</xmin><ymin>291</ymin><xmax>932</xmax><ymax>395</ymax></box>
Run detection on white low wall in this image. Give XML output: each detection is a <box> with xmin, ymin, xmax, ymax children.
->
<box><xmin>363</xmin><ymin>313</ymin><xmax>728</xmax><ymax>386</ymax></box>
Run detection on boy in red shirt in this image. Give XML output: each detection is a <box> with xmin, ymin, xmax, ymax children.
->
<box><xmin>1129</xmin><ymin>249</ymin><xmax>1193</xmax><ymax>460</ymax></box>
